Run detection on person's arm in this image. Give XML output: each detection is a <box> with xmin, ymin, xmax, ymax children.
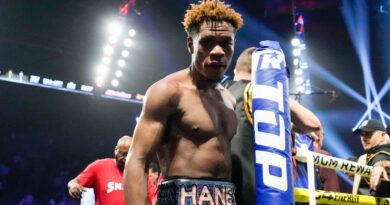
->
<box><xmin>123</xmin><ymin>81</ymin><xmax>176</xmax><ymax>205</ymax></box>
<box><xmin>290</xmin><ymin>98</ymin><xmax>321</xmax><ymax>134</ymax></box>
<box><xmin>370</xmin><ymin>161</ymin><xmax>390</xmax><ymax>191</ymax></box>
<box><xmin>68</xmin><ymin>160</ymin><xmax>98</xmax><ymax>199</ymax></box>
<box><xmin>68</xmin><ymin>178</ymin><xmax>85</xmax><ymax>199</ymax></box>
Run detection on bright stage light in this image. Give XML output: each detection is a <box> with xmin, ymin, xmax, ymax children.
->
<box><xmin>102</xmin><ymin>56</ymin><xmax>111</xmax><ymax>65</ymax></box>
<box><xmin>97</xmin><ymin>64</ymin><xmax>109</xmax><ymax>76</ymax></box>
<box><xmin>108</xmin><ymin>36</ymin><xmax>117</xmax><ymax>44</ymax></box>
<box><xmin>115</xmin><ymin>70</ymin><xmax>123</xmax><ymax>78</ymax></box>
<box><xmin>103</xmin><ymin>45</ymin><xmax>114</xmax><ymax>55</ymax></box>
<box><xmin>304</xmin><ymin>90</ymin><xmax>311</xmax><ymax>95</ymax></box>
<box><xmin>292</xmin><ymin>48</ymin><xmax>301</xmax><ymax>56</ymax></box>
<box><xmin>295</xmin><ymin>77</ymin><xmax>304</xmax><ymax>85</ymax></box>
<box><xmin>294</xmin><ymin>68</ymin><xmax>303</xmax><ymax>75</ymax></box>
<box><xmin>121</xmin><ymin>50</ymin><xmax>129</xmax><ymax>58</ymax></box>
<box><xmin>117</xmin><ymin>59</ymin><xmax>126</xmax><ymax>67</ymax></box>
<box><xmin>124</xmin><ymin>38</ymin><xmax>133</xmax><ymax>47</ymax></box>
<box><xmin>30</xmin><ymin>75</ymin><xmax>40</xmax><ymax>83</ymax></box>
<box><xmin>66</xmin><ymin>82</ymin><xmax>76</xmax><ymax>90</ymax></box>
<box><xmin>111</xmin><ymin>79</ymin><xmax>119</xmax><ymax>87</ymax></box>
<box><xmin>291</xmin><ymin>38</ymin><xmax>300</xmax><ymax>47</ymax></box>
<box><xmin>128</xmin><ymin>29</ymin><xmax>136</xmax><ymax>37</ymax></box>
<box><xmin>293</xmin><ymin>58</ymin><xmax>300</xmax><ymax>66</ymax></box>
<box><xmin>297</xmin><ymin>86</ymin><xmax>304</xmax><ymax>93</ymax></box>
<box><xmin>107</xmin><ymin>21</ymin><xmax>122</xmax><ymax>36</ymax></box>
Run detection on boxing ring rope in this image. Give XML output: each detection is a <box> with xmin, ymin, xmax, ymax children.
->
<box><xmin>294</xmin><ymin>188</ymin><xmax>390</xmax><ymax>205</ymax></box>
<box><xmin>294</xmin><ymin>147</ymin><xmax>390</xmax><ymax>204</ymax></box>
<box><xmin>295</xmin><ymin>148</ymin><xmax>373</xmax><ymax>177</ymax></box>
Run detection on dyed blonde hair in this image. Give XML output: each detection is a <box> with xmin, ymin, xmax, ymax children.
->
<box><xmin>182</xmin><ymin>0</ymin><xmax>244</xmax><ymax>36</ymax></box>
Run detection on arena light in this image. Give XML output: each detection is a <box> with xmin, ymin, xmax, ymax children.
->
<box><xmin>108</xmin><ymin>36</ymin><xmax>117</xmax><ymax>44</ymax></box>
<box><xmin>291</xmin><ymin>38</ymin><xmax>300</xmax><ymax>47</ymax></box>
<box><xmin>293</xmin><ymin>58</ymin><xmax>300</xmax><ymax>66</ymax></box>
<box><xmin>128</xmin><ymin>29</ymin><xmax>136</xmax><ymax>37</ymax></box>
<box><xmin>117</xmin><ymin>59</ymin><xmax>126</xmax><ymax>67</ymax></box>
<box><xmin>81</xmin><ymin>85</ymin><xmax>94</xmax><ymax>92</ymax></box>
<box><xmin>121</xmin><ymin>50</ymin><xmax>129</xmax><ymax>58</ymax></box>
<box><xmin>102</xmin><ymin>56</ymin><xmax>111</xmax><ymax>65</ymax></box>
<box><xmin>300</xmin><ymin>62</ymin><xmax>309</xmax><ymax>69</ymax></box>
<box><xmin>292</xmin><ymin>48</ymin><xmax>301</xmax><ymax>56</ymax></box>
<box><xmin>30</xmin><ymin>75</ymin><xmax>40</xmax><ymax>83</ymax></box>
<box><xmin>0</xmin><ymin>71</ymin><xmax>145</xmax><ymax>104</ymax></box>
<box><xmin>303</xmin><ymin>89</ymin><xmax>311</xmax><ymax>95</ymax></box>
<box><xmin>111</xmin><ymin>79</ymin><xmax>119</xmax><ymax>87</ymax></box>
<box><xmin>103</xmin><ymin>45</ymin><xmax>114</xmax><ymax>55</ymax></box>
<box><xmin>294</xmin><ymin>68</ymin><xmax>303</xmax><ymax>75</ymax></box>
<box><xmin>123</xmin><ymin>38</ymin><xmax>133</xmax><ymax>47</ymax></box>
<box><xmin>135</xmin><ymin>93</ymin><xmax>144</xmax><ymax>101</ymax></box>
<box><xmin>115</xmin><ymin>70</ymin><xmax>123</xmax><ymax>78</ymax></box>
<box><xmin>66</xmin><ymin>82</ymin><xmax>77</xmax><ymax>90</ymax></box>
<box><xmin>107</xmin><ymin>21</ymin><xmax>123</xmax><ymax>36</ymax></box>
<box><xmin>96</xmin><ymin>64</ymin><xmax>109</xmax><ymax>76</ymax></box>
<box><xmin>295</xmin><ymin>77</ymin><xmax>304</xmax><ymax>85</ymax></box>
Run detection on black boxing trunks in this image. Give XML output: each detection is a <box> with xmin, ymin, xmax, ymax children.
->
<box><xmin>157</xmin><ymin>177</ymin><xmax>236</xmax><ymax>205</ymax></box>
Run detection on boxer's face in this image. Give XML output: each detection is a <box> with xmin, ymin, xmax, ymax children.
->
<box><xmin>187</xmin><ymin>21</ymin><xmax>235</xmax><ymax>82</ymax></box>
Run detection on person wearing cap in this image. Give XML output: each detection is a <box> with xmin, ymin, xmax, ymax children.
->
<box><xmin>352</xmin><ymin>119</ymin><xmax>390</xmax><ymax>197</ymax></box>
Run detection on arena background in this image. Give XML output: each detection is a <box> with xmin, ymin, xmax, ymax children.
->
<box><xmin>0</xmin><ymin>0</ymin><xmax>389</xmax><ymax>204</ymax></box>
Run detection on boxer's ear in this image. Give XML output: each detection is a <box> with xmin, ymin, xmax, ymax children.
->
<box><xmin>187</xmin><ymin>36</ymin><xmax>194</xmax><ymax>54</ymax></box>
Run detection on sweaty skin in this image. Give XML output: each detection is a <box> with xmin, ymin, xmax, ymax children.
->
<box><xmin>124</xmin><ymin>21</ymin><xmax>237</xmax><ymax>205</ymax></box>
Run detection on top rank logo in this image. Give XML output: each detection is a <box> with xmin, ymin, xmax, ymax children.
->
<box><xmin>254</xmin><ymin>50</ymin><xmax>285</xmax><ymax>70</ymax></box>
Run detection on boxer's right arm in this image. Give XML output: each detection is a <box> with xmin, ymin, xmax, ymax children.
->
<box><xmin>124</xmin><ymin>81</ymin><xmax>177</xmax><ymax>205</ymax></box>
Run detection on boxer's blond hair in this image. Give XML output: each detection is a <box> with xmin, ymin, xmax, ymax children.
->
<box><xmin>182</xmin><ymin>0</ymin><xmax>243</xmax><ymax>36</ymax></box>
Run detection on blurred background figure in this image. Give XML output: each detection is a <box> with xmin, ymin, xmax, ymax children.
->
<box><xmin>68</xmin><ymin>135</ymin><xmax>132</xmax><ymax>205</ymax></box>
<box><xmin>310</xmin><ymin>127</ymin><xmax>340</xmax><ymax>192</ymax></box>
<box><xmin>147</xmin><ymin>161</ymin><xmax>162</xmax><ymax>205</ymax></box>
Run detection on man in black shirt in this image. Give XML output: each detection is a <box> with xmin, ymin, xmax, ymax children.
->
<box><xmin>353</xmin><ymin>119</ymin><xmax>390</xmax><ymax>197</ymax></box>
<box><xmin>225</xmin><ymin>47</ymin><xmax>321</xmax><ymax>204</ymax></box>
